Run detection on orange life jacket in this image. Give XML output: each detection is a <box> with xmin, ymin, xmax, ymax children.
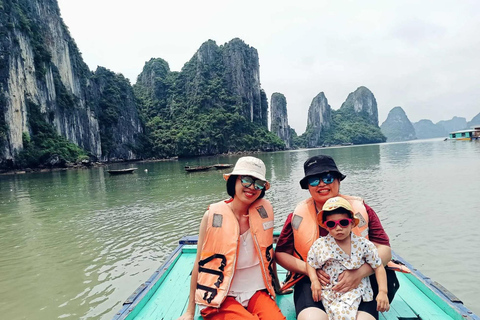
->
<box><xmin>281</xmin><ymin>194</ymin><xmax>369</xmax><ymax>290</ymax></box>
<box><xmin>195</xmin><ymin>198</ymin><xmax>276</xmax><ymax>307</ymax></box>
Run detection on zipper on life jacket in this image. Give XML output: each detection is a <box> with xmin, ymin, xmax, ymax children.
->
<box><xmin>252</xmin><ymin>233</ymin><xmax>274</xmax><ymax>294</ymax></box>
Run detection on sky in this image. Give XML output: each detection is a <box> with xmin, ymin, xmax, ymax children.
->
<box><xmin>56</xmin><ymin>0</ymin><xmax>480</xmax><ymax>134</ymax></box>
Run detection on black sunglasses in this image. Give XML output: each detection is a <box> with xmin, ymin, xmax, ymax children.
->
<box><xmin>240</xmin><ymin>175</ymin><xmax>267</xmax><ymax>190</ymax></box>
<box><xmin>325</xmin><ymin>218</ymin><xmax>353</xmax><ymax>229</ymax></box>
<box><xmin>307</xmin><ymin>173</ymin><xmax>336</xmax><ymax>186</ymax></box>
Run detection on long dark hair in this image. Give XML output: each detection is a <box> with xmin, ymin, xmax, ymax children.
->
<box><xmin>226</xmin><ymin>175</ymin><xmax>266</xmax><ymax>199</ymax></box>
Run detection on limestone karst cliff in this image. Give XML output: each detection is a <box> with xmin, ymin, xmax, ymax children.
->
<box><xmin>413</xmin><ymin>120</ymin><xmax>447</xmax><ymax>139</ymax></box>
<box><xmin>270</xmin><ymin>93</ymin><xmax>291</xmax><ymax>148</ymax></box>
<box><xmin>437</xmin><ymin>116</ymin><xmax>467</xmax><ymax>133</ymax></box>
<box><xmin>413</xmin><ymin>116</ymin><xmax>473</xmax><ymax>139</ymax></box>
<box><xmin>380</xmin><ymin>106</ymin><xmax>416</xmax><ymax>142</ymax></box>
<box><xmin>304</xmin><ymin>92</ymin><xmax>332</xmax><ymax>147</ymax></box>
<box><xmin>468</xmin><ymin>112</ymin><xmax>480</xmax><ymax>127</ymax></box>
<box><xmin>92</xmin><ymin>67</ymin><xmax>143</xmax><ymax>159</ymax></box>
<box><xmin>299</xmin><ymin>87</ymin><xmax>385</xmax><ymax>146</ymax></box>
<box><xmin>0</xmin><ymin>0</ymin><xmax>144</xmax><ymax>167</ymax></box>
<box><xmin>340</xmin><ymin>86</ymin><xmax>379</xmax><ymax>126</ymax></box>
<box><xmin>134</xmin><ymin>39</ymin><xmax>283</xmax><ymax>157</ymax></box>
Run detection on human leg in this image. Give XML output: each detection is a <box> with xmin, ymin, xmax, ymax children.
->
<box><xmin>247</xmin><ymin>290</ymin><xmax>286</xmax><ymax>320</ymax></box>
<box><xmin>356</xmin><ymin>311</ymin><xmax>376</xmax><ymax>320</ymax></box>
<box><xmin>357</xmin><ymin>300</ymin><xmax>378</xmax><ymax>320</ymax></box>
<box><xmin>200</xmin><ymin>296</ymin><xmax>258</xmax><ymax>320</ymax></box>
<box><xmin>359</xmin><ymin>270</ymin><xmax>399</xmax><ymax>320</ymax></box>
<box><xmin>369</xmin><ymin>270</ymin><xmax>399</xmax><ymax>303</ymax></box>
<box><xmin>293</xmin><ymin>277</ymin><xmax>328</xmax><ymax>320</ymax></box>
<box><xmin>298</xmin><ymin>307</ymin><xmax>328</xmax><ymax>320</ymax></box>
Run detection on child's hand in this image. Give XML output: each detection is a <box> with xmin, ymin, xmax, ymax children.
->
<box><xmin>376</xmin><ymin>292</ymin><xmax>390</xmax><ymax>312</ymax></box>
<box><xmin>310</xmin><ymin>280</ymin><xmax>322</xmax><ymax>302</ymax></box>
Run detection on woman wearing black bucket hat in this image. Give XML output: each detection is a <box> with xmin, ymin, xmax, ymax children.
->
<box><xmin>275</xmin><ymin>155</ymin><xmax>397</xmax><ymax>320</ymax></box>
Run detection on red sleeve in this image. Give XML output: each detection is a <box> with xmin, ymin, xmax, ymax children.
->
<box><xmin>365</xmin><ymin>203</ymin><xmax>390</xmax><ymax>246</ymax></box>
<box><xmin>275</xmin><ymin>213</ymin><xmax>294</xmax><ymax>254</ymax></box>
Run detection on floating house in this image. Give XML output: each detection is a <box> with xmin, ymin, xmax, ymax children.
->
<box><xmin>448</xmin><ymin>126</ymin><xmax>480</xmax><ymax>140</ymax></box>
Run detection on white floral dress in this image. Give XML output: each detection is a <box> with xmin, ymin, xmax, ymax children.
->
<box><xmin>307</xmin><ymin>233</ymin><xmax>382</xmax><ymax>320</ymax></box>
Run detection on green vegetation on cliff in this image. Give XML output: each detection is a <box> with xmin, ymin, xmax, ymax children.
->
<box><xmin>1</xmin><ymin>0</ymin><xmax>52</xmax><ymax>78</ymax></box>
<box><xmin>16</xmin><ymin>100</ymin><xmax>87</xmax><ymax>168</ymax></box>
<box><xmin>323</xmin><ymin>108</ymin><xmax>386</xmax><ymax>144</ymax></box>
<box><xmin>93</xmin><ymin>67</ymin><xmax>134</xmax><ymax>157</ymax></box>
<box><xmin>135</xmin><ymin>46</ymin><xmax>284</xmax><ymax>158</ymax></box>
<box><xmin>299</xmin><ymin>108</ymin><xmax>386</xmax><ymax>146</ymax></box>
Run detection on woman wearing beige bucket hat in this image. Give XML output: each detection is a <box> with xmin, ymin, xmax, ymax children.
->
<box><xmin>275</xmin><ymin>155</ymin><xmax>398</xmax><ymax>320</ymax></box>
<box><xmin>178</xmin><ymin>156</ymin><xmax>286</xmax><ymax>320</ymax></box>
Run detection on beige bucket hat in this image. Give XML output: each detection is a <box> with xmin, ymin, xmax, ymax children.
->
<box><xmin>223</xmin><ymin>156</ymin><xmax>270</xmax><ymax>190</ymax></box>
<box><xmin>317</xmin><ymin>196</ymin><xmax>360</xmax><ymax>228</ymax></box>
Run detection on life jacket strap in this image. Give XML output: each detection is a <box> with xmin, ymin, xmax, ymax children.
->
<box><xmin>199</xmin><ymin>253</ymin><xmax>227</xmax><ymax>271</ymax></box>
<box><xmin>196</xmin><ymin>284</ymin><xmax>218</xmax><ymax>303</ymax></box>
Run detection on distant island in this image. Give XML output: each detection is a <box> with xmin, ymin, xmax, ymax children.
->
<box><xmin>380</xmin><ymin>107</ymin><xmax>480</xmax><ymax>142</ymax></box>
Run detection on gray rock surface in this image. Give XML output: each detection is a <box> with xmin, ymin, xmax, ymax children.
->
<box><xmin>380</xmin><ymin>107</ymin><xmax>416</xmax><ymax>142</ymax></box>
<box><xmin>305</xmin><ymin>92</ymin><xmax>332</xmax><ymax>147</ymax></box>
<box><xmin>0</xmin><ymin>0</ymin><xmax>143</xmax><ymax>163</ymax></box>
<box><xmin>340</xmin><ymin>86</ymin><xmax>379</xmax><ymax>126</ymax></box>
<box><xmin>270</xmin><ymin>93</ymin><xmax>291</xmax><ymax>148</ymax></box>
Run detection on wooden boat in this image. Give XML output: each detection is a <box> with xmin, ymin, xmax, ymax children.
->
<box><xmin>212</xmin><ymin>163</ymin><xmax>233</xmax><ymax>169</ymax></box>
<box><xmin>107</xmin><ymin>168</ymin><xmax>137</xmax><ymax>175</ymax></box>
<box><xmin>184</xmin><ymin>165</ymin><xmax>213</xmax><ymax>172</ymax></box>
<box><xmin>113</xmin><ymin>235</ymin><xmax>479</xmax><ymax>320</ymax></box>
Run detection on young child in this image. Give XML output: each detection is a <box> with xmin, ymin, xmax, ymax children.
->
<box><xmin>306</xmin><ymin>197</ymin><xmax>390</xmax><ymax>320</ymax></box>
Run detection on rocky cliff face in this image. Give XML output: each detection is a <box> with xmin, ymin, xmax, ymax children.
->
<box><xmin>412</xmin><ymin>120</ymin><xmax>446</xmax><ymax>139</ymax></box>
<box><xmin>134</xmin><ymin>39</ymin><xmax>280</xmax><ymax>157</ymax></box>
<box><xmin>468</xmin><ymin>112</ymin><xmax>480</xmax><ymax>127</ymax></box>
<box><xmin>270</xmin><ymin>93</ymin><xmax>291</xmax><ymax>148</ymax></box>
<box><xmin>299</xmin><ymin>87</ymin><xmax>385</xmax><ymax>146</ymax></box>
<box><xmin>0</xmin><ymin>0</ymin><xmax>143</xmax><ymax>165</ymax></box>
<box><xmin>92</xmin><ymin>67</ymin><xmax>143</xmax><ymax>160</ymax></box>
<box><xmin>380</xmin><ymin>107</ymin><xmax>416</xmax><ymax>142</ymax></box>
<box><xmin>305</xmin><ymin>92</ymin><xmax>332</xmax><ymax>147</ymax></box>
<box><xmin>182</xmin><ymin>38</ymin><xmax>267</xmax><ymax>126</ymax></box>
<box><xmin>223</xmin><ymin>38</ymin><xmax>266</xmax><ymax>126</ymax></box>
<box><xmin>340</xmin><ymin>86</ymin><xmax>379</xmax><ymax>126</ymax></box>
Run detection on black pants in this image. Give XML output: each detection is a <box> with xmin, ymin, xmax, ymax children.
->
<box><xmin>293</xmin><ymin>270</ymin><xmax>399</xmax><ymax>320</ymax></box>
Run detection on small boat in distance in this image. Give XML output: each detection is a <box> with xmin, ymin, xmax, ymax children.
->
<box><xmin>184</xmin><ymin>165</ymin><xmax>213</xmax><ymax>172</ymax></box>
<box><xmin>107</xmin><ymin>168</ymin><xmax>137</xmax><ymax>175</ymax></box>
<box><xmin>213</xmin><ymin>163</ymin><xmax>233</xmax><ymax>169</ymax></box>
<box><xmin>448</xmin><ymin>126</ymin><xmax>480</xmax><ymax>141</ymax></box>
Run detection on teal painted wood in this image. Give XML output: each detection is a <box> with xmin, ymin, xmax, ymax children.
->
<box><xmin>114</xmin><ymin>237</ymin><xmax>480</xmax><ymax>320</ymax></box>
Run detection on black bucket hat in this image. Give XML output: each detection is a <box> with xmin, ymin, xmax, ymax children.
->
<box><xmin>299</xmin><ymin>155</ymin><xmax>346</xmax><ymax>189</ymax></box>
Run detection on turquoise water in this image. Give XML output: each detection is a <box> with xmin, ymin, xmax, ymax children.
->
<box><xmin>0</xmin><ymin>139</ymin><xmax>479</xmax><ymax>319</ymax></box>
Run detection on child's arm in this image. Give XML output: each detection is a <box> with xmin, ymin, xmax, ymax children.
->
<box><xmin>374</xmin><ymin>264</ymin><xmax>390</xmax><ymax>312</ymax></box>
<box><xmin>306</xmin><ymin>263</ymin><xmax>322</xmax><ymax>302</ymax></box>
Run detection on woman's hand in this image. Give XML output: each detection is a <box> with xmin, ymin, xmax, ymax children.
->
<box><xmin>376</xmin><ymin>291</ymin><xmax>390</xmax><ymax>312</ymax></box>
<box><xmin>316</xmin><ymin>268</ymin><xmax>330</xmax><ymax>286</ymax></box>
<box><xmin>332</xmin><ymin>269</ymin><xmax>363</xmax><ymax>293</ymax></box>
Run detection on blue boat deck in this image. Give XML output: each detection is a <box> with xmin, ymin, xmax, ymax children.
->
<box><xmin>114</xmin><ymin>242</ymin><xmax>478</xmax><ymax>320</ymax></box>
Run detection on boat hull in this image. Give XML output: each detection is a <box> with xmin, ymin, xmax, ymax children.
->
<box><xmin>107</xmin><ymin>168</ymin><xmax>137</xmax><ymax>175</ymax></box>
<box><xmin>113</xmin><ymin>236</ymin><xmax>479</xmax><ymax>320</ymax></box>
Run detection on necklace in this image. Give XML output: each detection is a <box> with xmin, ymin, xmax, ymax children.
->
<box><xmin>240</xmin><ymin>230</ymin><xmax>249</xmax><ymax>247</ymax></box>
